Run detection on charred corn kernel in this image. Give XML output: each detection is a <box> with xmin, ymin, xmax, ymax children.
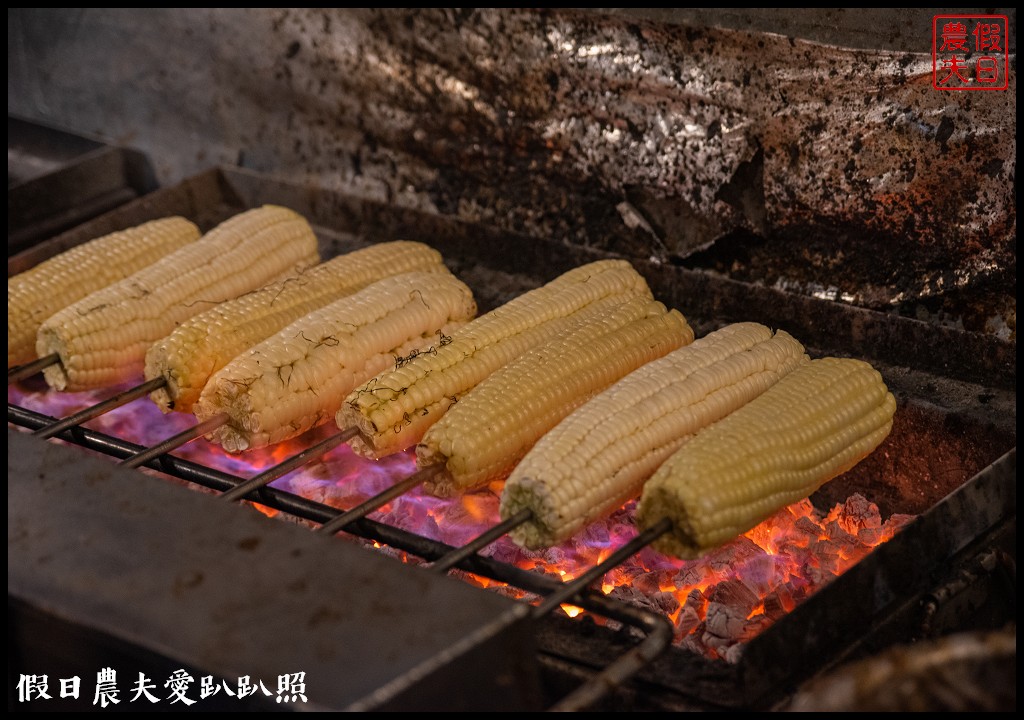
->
<box><xmin>417</xmin><ymin>296</ymin><xmax>694</xmax><ymax>497</ymax></box>
<box><xmin>195</xmin><ymin>270</ymin><xmax>476</xmax><ymax>453</ymax></box>
<box><xmin>8</xmin><ymin>217</ymin><xmax>200</xmax><ymax>368</ymax></box>
<box><xmin>501</xmin><ymin>323</ymin><xmax>808</xmax><ymax>549</ymax></box>
<box><xmin>145</xmin><ymin>240</ymin><xmax>445</xmax><ymax>414</ymax></box>
<box><xmin>36</xmin><ymin>205</ymin><xmax>319</xmax><ymax>391</ymax></box>
<box><xmin>637</xmin><ymin>357</ymin><xmax>896</xmax><ymax>559</ymax></box>
<box><xmin>339</xmin><ymin>259</ymin><xmax>652</xmax><ymax>459</ymax></box>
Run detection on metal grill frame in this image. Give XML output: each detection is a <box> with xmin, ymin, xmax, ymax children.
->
<box><xmin>8</xmin><ymin>165</ymin><xmax>1016</xmax><ymax>710</ymax></box>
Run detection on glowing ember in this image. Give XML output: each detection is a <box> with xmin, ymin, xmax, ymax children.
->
<box><xmin>9</xmin><ymin>378</ymin><xmax>912</xmax><ymax>662</ymax></box>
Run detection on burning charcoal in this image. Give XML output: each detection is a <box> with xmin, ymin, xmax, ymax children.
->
<box><xmin>761</xmin><ymin>589</ymin><xmax>791</xmax><ymax>621</ymax></box>
<box><xmin>607</xmin><ymin>584</ymin><xmax>661</xmax><ymax>616</ymax></box>
<box><xmin>681</xmin><ymin>627</ymin><xmax>710</xmax><ymax>656</ymax></box>
<box><xmin>704</xmin><ymin>601</ymin><xmax>749</xmax><ymax>640</ymax></box>
<box><xmin>485</xmin><ymin>538</ymin><xmax>532</xmax><ymax>566</ymax></box>
<box><xmin>431</xmin><ymin>500</ymin><xmax>477</xmax><ymax>531</ymax></box>
<box><xmin>706</xmin><ymin>536</ymin><xmax>765</xmax><ymax>575</ymax></box>
<box><xmin>771</xmin><ymin>518</ymin><xmax>824</xmax><ymax>558</ymax></box>
<box><xmin>858</xmin><ymin>525</ymin><xmax>884</xmax><ymax>545</ymax></box>
<box><xmin>784</xmin><ymin>576</ymin><xmax>814</xmax><ymax>604</ymax></box>
<box><xmin>885</xmin><ymin>514</ymin><xmax>916</xmax><ymax>534</ymax></box>
<box><xmin>701</xmin><ymin>628</ymin><xmax>741</xmax><ymax>661</ymax></box>
<box><xmin>733</xmin><ymin>552</ymin><xmax>782</xmax><ymax>596</ymax></box>
<box><xmin>673</xmin><ymin>560</ymin><xmax>713</xmax><ymax>590</ymax></box>
<box><xmin>823</xmin><ymin>519</ymin><xmax>859</xmax><ymax>547</ymax></box>
<box><xmin>675</xmin><ymin>603</ymin><xmax>702</xmax><ymax>639</ymax></box>
<box><xmin>608</xmin><ymin>565</ymin><xmax>645</xmax><ymax>585</ymax></box>
<box><xmin>702</xmin><ymin>578</ymin><xmax>766</xmax><ymax>644</ymax></box>
<box><xmin>489</xmin><ymin>584</ymin><xmax>529</xmax><ymax>601</ymax></box>
<box><xmin>707</xmin><ymin>577</ymin><xmax>759</xmax><ymax>614</ymax></box>
<box><xmin>723</xmin><ymin>642</ymin><xmax>746</xmax><ymax>665</ymax></box>
<box><xmin>631</xmin><ymin>570</ymin><xmax>669</xmax><ymax>596</ymax></box>
<box><xmin>745</xmin><ymin>500</ymin><xmax>810</xmax><ymax>548</ymax></box>
<box><xmin>639</xmin><ymin>590</ymin><xmax>681</xmax><ymax>618</ymax></box>
<box><xmin>540</xmin><ymin>546</ymin><xmax>570</xmax><ymax>566</ymax></box>
<box><xmin>684</xmin><ymin>587</ymin><xmax>707</xmax><ymax>611</ymax></box>
<box><xmin>793</xmin><ymin>515</ymin><xmax>826</xmax><ymax>542</ymax></box>
<box><xmin>576</xmin><ymin>520</ymin><xmax>611</xmax><ymax>548</ymax></box>
<box><xmin>800</xmin><ymin>555</ymin><xmax>834</xmax><ymax>586</ymax></box>
<box><xmin>708</xmin><ymin>602</ymin><xmax>774</xmax><ymax>644</ymax></box>
<box><xmin>635</xmin><ymin>545</ymin><xmax>673</xmax><ymax>571</ymax></box>
<box><xmin>384</xmin><ymin>498</ymin><xmax>442</xmax><ymax>541</ymax></box>
<box><xmin>606</xmin><ymin>583</ymin><xmax>649</xmax><ymax>608</ymax></box>
<box><xmin>287</xmin><ymin>477</ymin><xmax>358</xmax><ymax>510</ymax></box>
<box><xmin>836</xmin><ymin>492</ymin><xmax>883</xmax><ymax>534</ymax></box>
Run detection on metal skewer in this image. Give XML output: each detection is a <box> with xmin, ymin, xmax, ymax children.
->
<box><xmin>315</xmin><ymin>463</ymin><xmax>443</xmax><ymax>536</ymax></box>
<box><xmin>429</xmin><ymin>508</ymin><xmax>533</xmax><ymax>574</ymax></box>
<box><xmin>219</xmin><ymin>426</ymin><xmax>360</xmax><ymax>503</ymax></box>
<box><xmin>119</xmin><ymin>413</ymin><xmax>230</xmax><ymax>469</ymax></box>
<box><xmin>532</xmin><ymin>517</ymin><xmax>672</xmax><ymax>619</ymax></box>
<box><xmin>8</xmin><ymin>353</ymin><xmax>60</xmax><ymax>384</ymax></box>
<box><xmin>32</xmin><ymin>377</ymin><xmax>166</xmax><ymax>440</ymax></box>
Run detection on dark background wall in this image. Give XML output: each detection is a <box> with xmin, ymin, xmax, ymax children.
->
<box><xmin>7</xmin><ymin>8</ymin><xmax>1016</xmax><ymax>338</ymax></box>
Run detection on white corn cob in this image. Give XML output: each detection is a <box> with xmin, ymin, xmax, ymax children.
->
<box><xmin>195</xmin><ymin>270</ymin><xmax>477</xmax><ymax>453</ymax></box>
<box><xmin>36</xmin><ymin>205</ymin><xmax>319</xmax><ymax>391</ymax></box>
<box><xmin>501</xmin><ymin>323</ymin><xmax>808</xmax><ymax>549</ymax></box>
<box><xmin>145</xmin><ymin>240</ymin><xmax>445</xmax><ymax>414</ymax></box>
<box><xmin>637</xmin><ymin>356</ymin><xmax>896</xmax><ymax>559</ymax></box>
<box><xmin>8</xmin><ymin>217</ymin><xmax>200</xmax><ymax>368</ymax></box>
<box><xmin>339</xmin><ymin>259</ymin><xmax>652</xmax><ymax>459</ymax></box>
<box><xmin>417</xmin><ymin>296</ymin><xmax>694</xmax><ymax>497</ymax></box>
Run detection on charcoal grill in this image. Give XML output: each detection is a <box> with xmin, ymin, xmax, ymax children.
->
<box><xmin>8</xmin><ymin>166</ymin><xmax>1016</xmax><ymax>711</ymax></box>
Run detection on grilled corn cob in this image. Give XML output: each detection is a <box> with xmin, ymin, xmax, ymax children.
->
<box><xmin>145</xmin><ymin>240</ymin><xmax>445</xmax><ymax>414</ymax></box>
<box><xmin>339</xmin><ymin>259</ymin><xmax>652</xmax><ymax>459</ymax></box>
<box><xmin>501</xmin><ymin>323</ymin><xmax>808</xmax><ymax>549</ymax></box>
<box><xmin>195</xmin><ymin>270</ymin><xmax>476</xmax><ymax>453</ymax></box>
<box><xmin>8</xmin><ymin>216</ymin><xmax>200</xmax><ymax>368</ymax></box>
<box><xmin>36</xmin><ymin>205</ymin><xmax>318</xmax><ymax>391</ymax></box>
<box><xmin>637</xmin><ymin>357</ymin><xmax>896</xmax><ymax>559</ymax></box>
<box><xmin>417</xmin><ymin>296</ymin><xmax>694</xmax><ymax>497</ymax></box>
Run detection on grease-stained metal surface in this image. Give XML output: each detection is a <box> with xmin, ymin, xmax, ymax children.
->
<box><xmin>6</xmin><ymin>9</ymin><xmax>1016</xmax><ymax>334</ymax></box>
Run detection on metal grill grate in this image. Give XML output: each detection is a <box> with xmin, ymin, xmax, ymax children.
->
<box><xmin>7</xmin><ymin>397</ymin><xmax>673</xmax><ymax>711</ymax></box>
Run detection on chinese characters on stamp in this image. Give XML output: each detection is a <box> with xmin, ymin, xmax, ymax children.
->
<box><xmin>933</xmin><ymin>15</ymin><xmax>1009</xmax><ymax>90</ymax></box>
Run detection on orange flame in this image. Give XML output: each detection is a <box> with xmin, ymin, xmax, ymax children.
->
<box><xmin>9</xmin><ymin>379</ymin><xmax>912</xmax><ymax>661</ymax></box>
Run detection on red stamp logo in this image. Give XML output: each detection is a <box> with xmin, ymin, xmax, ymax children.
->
<box><xmin>933</xmin><ymin>14</ymin><xmax>1009</xmax><ymax>90</ymax></box>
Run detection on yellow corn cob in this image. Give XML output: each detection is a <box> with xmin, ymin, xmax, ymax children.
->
<box><xmin>36</xmin><ymin>205</ymin><xmax>319</xmax><ymax>391</ymax></box>
<box><xmin>8</xmin><ymin>217</ymin><xmax>200</xmax><ymax>368</ymax></box>
<box><xmin>417</xmin><ymin>296</ymin><xmax>694</xmax><ymax>497</ymax></box>
<box><xmin>195</xmin><ymin>270</ymin><xmax>476</xmax><ymax>453</ymax></box>
<box><xmin>501</xmin><ymin>323</ymin><xmax>808</xmax><ymax>549</ymax></box>
<box><xmin>636</xmin><ymin>356</ymin><xmax>896</xmax><ymax>559</ymax></box>
<box><xmin>339</xmin><ymin>259</ymin><xmax>652</xmax><ymax>459</ymax></box>
<box><xmin>145</xmin><ymin>240</ymin><xmax>445</xmax><ymax>414</ymax></box>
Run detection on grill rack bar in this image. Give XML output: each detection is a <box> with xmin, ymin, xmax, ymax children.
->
<box><xmin>217</xmin><ymin>426</ymin><xmax>359</xmax><ymax>502</ymax></box>
<box><xmin>120</xmin><ymin>412</ymin><xmax>229</xmax><ymax>469</ymax></box>
<box><xmin>7</xmin><ymin>352</ymin><xmax>59</xmax><ymax>384</ymax></box>
<box><xmin>8</xmin><ymin>400</ymin><xmax>672</xmax><ymax>710</ymax></box>
<box><xmin>430</xmin><ymin>508</ymin><xmax>533</xmax><ymax>574</ymax></box>
<box><xmin>32</xmin><ymin>377</ymin><xmax>165</xmax><ymax>439</ymax></box>
<box><xmin>315</xmin><ymin>463</ymin><xmax>441</xmax><ymax>535</ymax></box>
